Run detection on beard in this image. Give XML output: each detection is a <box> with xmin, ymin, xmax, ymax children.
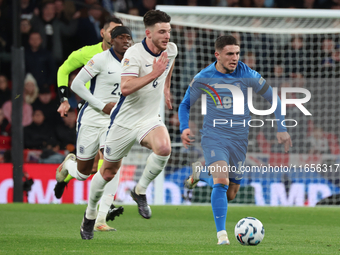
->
<box><xmin>152</xmin><ymin>38</ymin><xmax>167</xmax><ymax>51</ymax></box>
<box><xmin>223</xmin><ymin>65</ymin><xmax>235</xmax><ymax>74</ymax></box>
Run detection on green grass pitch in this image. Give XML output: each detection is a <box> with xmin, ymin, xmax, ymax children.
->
<box><xmin>0</xmin><ymin>204</ymin><xmax>339</xmax><ymax>254</ymax></box>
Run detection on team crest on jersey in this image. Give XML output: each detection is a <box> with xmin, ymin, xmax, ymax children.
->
<box><xmin>79</xmin><ymin>145</ymin><xmax>85</xmax><ymax>154</ymax></box>
<box><xmin>123</xmin><ymin>58</ymin><xmax>129</xmax><ymax>67</ymax></box>
<box><xmin>106</xmin><ymin>146</ymin><xmax>111</xmax><ymax>155</ymax></box>
<box><xmin>87</xmin><ymin>59</ymin><xmax>95</xmax><ymax>68</ymax></box>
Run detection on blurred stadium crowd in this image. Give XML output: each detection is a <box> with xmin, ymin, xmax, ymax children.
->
<box><xmin>0</xmin><ymin>0</ymin><xmax>339</xmax><ymax>164</ymax></box>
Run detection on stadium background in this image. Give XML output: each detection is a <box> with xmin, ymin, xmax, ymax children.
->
<box><xmin>0</xmin><ymin>0</ymin><xmax>340</xmax><ymax>206</ymax></box>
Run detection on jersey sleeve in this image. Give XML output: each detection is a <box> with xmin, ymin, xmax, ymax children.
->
<box><xmin>57</xmin><ymin>49</ymin><xmax>86</xmax><ymax>87</ymax></box>
<box><xmin>82</xmin><ymin>54</ymin><xmax>103</xmax><ymax>78</ymax></box>
<box><xmin>71</xmin><ymin>68</ymin><xmax>105</xmax><ymax>111</ymax></box>
<box><xmin>178</xmin><ymin>79</ymin><xmax>204</xmax><ymax>133</ymax></box>
<box><xmin>243</xmin><ymin>64</ymin><xmax>266</xmax><ymax>93</ymax></box>
<box><xmin>121</xmin><ymin>47</ymin><xmax>139</xmax><ymax>77</ymax></box>
<box><xmin>167</xmin><ymin>42</ymin><xmax>178</xmax><ymax>58</ymax></box>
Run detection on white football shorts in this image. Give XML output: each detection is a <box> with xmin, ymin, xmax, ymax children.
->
<box><xmin>104</xmin><ymin>117</ymin><xmax>165</xmax><ymax>162</ymax></box>
<box><xmin>76</xmin><ymin>125</ymin><xmax>108</xmax><ymax>160</ymax></box>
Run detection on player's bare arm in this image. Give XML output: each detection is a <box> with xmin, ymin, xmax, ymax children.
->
<box><xmin>121</xmin><ymin>52</ymin><xmax>169</xmax><ymax>96</ymax></box>
<box><xmin>277</xmin><ymin>132</ymin><xmax>292</xmax><ymax>153</ymax></box>
<box><xmin>181</xmin><ymin>128</ymin><xmax>195</xmax><ymax>149</ymax></box>
<box><xmin>164</xmin><ymin>61</ymin><xmax>175</xmax><ymax>110</ymax></box>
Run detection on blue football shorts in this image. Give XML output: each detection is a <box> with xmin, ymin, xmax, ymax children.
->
<box><xmin>201</xmin><ymin>135</ymin><xmax>248</xmax><ymax>184</ymax></box>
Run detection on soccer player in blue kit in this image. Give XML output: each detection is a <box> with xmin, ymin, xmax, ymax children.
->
<box><xmin>178</xmin><ymin>35</ymin><xmax>292</xmax><ymax>245</ymax></box>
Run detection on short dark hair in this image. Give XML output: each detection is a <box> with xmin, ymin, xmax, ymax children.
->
<box><xmin>103</xmin><ymin>17</ymin><xmax>123</xmax><ymax>30</ymax></box>
<box><xmin>215</xmin><ymin>35</ymin><xmax>239</xmax><ymax>51</ymax></box>
<box><xmin>143</xmin><ymin>10</ymin><xmax>171</xmax><ymax>28</ymax></box>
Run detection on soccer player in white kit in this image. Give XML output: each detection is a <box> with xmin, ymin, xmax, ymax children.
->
<box><xmin>55</xmin><ymin>26</ymin><xmax>133</xmax><ymax>232</ymax></box>
<box><xmin>80</xmin><ymin>10</ymin><xmax>177</xmax><ymax>240</ymax></box>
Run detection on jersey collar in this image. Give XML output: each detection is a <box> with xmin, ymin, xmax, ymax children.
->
<box><xmin>142</xmin><ymin>38</ymin><xmax>163</xmax><ymax>57</ymax></box>
<box><xmin>109</xmin><ymin>48</ymin><xmax>121</xmax><ymax>62</ymax></box>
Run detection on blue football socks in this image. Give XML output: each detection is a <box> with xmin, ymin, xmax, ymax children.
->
<box><xmin>211</xmin><ymin>184</ymin><xmax>229</xmax><ymax>232</ymax></box>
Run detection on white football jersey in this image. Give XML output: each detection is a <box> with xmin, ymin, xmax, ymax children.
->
<box><xmin>111</xmin><ymin>39</ymin><xmax>177</xmax><ymax>128</ymax></box>
<box><xmin>77</xmin><ymin>48</ymin><xmax>122</xmax><ymax>127</ymax></box>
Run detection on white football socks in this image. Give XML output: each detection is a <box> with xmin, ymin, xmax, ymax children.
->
<box><xmin>86</xmin><ymin>171</ymin><xmax>107</xmax><ymax>220</ymax></box>
<box><xmin>96</xmin><ymin>168</ymin><xmax>121</xmax><ymax>223</ymax></box>
<box><xmin>65</xmin><ymin>159</ymin><xmax>90</xmax><ymax>181</ymax></box>
<box><xmin>136</xmin><ymin>153</ymin><xmax>170</xmax><ymax>195</ymax></box>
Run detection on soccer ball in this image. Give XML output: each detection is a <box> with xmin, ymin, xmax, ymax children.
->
<box><xmin>234</xmin><ymin>217</ymin><xmax>265</xmax><ymax>245</ymax></box>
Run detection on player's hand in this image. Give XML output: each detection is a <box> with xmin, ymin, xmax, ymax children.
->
<box><xmin>277</xmin><ymin>132</ymin><xmax>292</xmax><ymax>153</ymax></box>
<box><xmin>102</xmin><ymin>102</ymin><xmax>116</xmax><ymax>115</ymax></box>
<box><xmin>181</xmin><ymin>128</ymin><xmax>195</xmax><ymax>149</ymax></box>
<box><xmin>57</xmin><ymin>101</ymin><xmax>70</xmax><ymax>117</ymax></box>
<box><xmin>152</xmin><ymin>52</ymin><xmax>169</xmax><ymax>78</ymax></box>
<box><xmin>164</xmin><ymin>88</ymin><xmax>172</xmax><ymax>110</ymax></box>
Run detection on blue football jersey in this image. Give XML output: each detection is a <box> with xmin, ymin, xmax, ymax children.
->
<box><xmin>179</xmin><ymin>61</ymin><xmax>266</xmax><ymax>140</ymax></box>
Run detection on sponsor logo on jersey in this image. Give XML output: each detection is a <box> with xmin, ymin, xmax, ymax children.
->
<box><xmin>108</xmin><ymin>71</ymin><xmax>115</xmax><ymax>74</ymax></box>
<box><xmin>123</xmin><ymin>58</ymin><xmax>129</xmax><ymax>67</ymax></box>
<box><xmin>211</xmin><ymin>150</ymin><xmax>215</xmax><ymax>157</ymax></box>
<box><xmin>145</xmin><ymin>64</ymin><xmax>152</xmax><ymax>67</ymax></box>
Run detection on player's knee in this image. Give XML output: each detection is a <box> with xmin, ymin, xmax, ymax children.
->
<box><xmin>78</xmin><ymin>163</ymin><xmax>94</xmax><ymax>175</ymax></box>
<box><xmin>101</xmin><ymin>169</ymin><xmax>116</xmax><ymax>182</ymax></box>
<box><xmin>155</xmin><ymin>144</ymin><xmax>171</xmax><ymax>156</ymax></box>
<box><xmin>227</xmin><ymin>192</ymin><xmax>237</xmax><ymax>201</ymax></box>
<box><xmin>214</xmin><ymin>178</ymin><xmax>229</xmax><ymax>186</ymax></box>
